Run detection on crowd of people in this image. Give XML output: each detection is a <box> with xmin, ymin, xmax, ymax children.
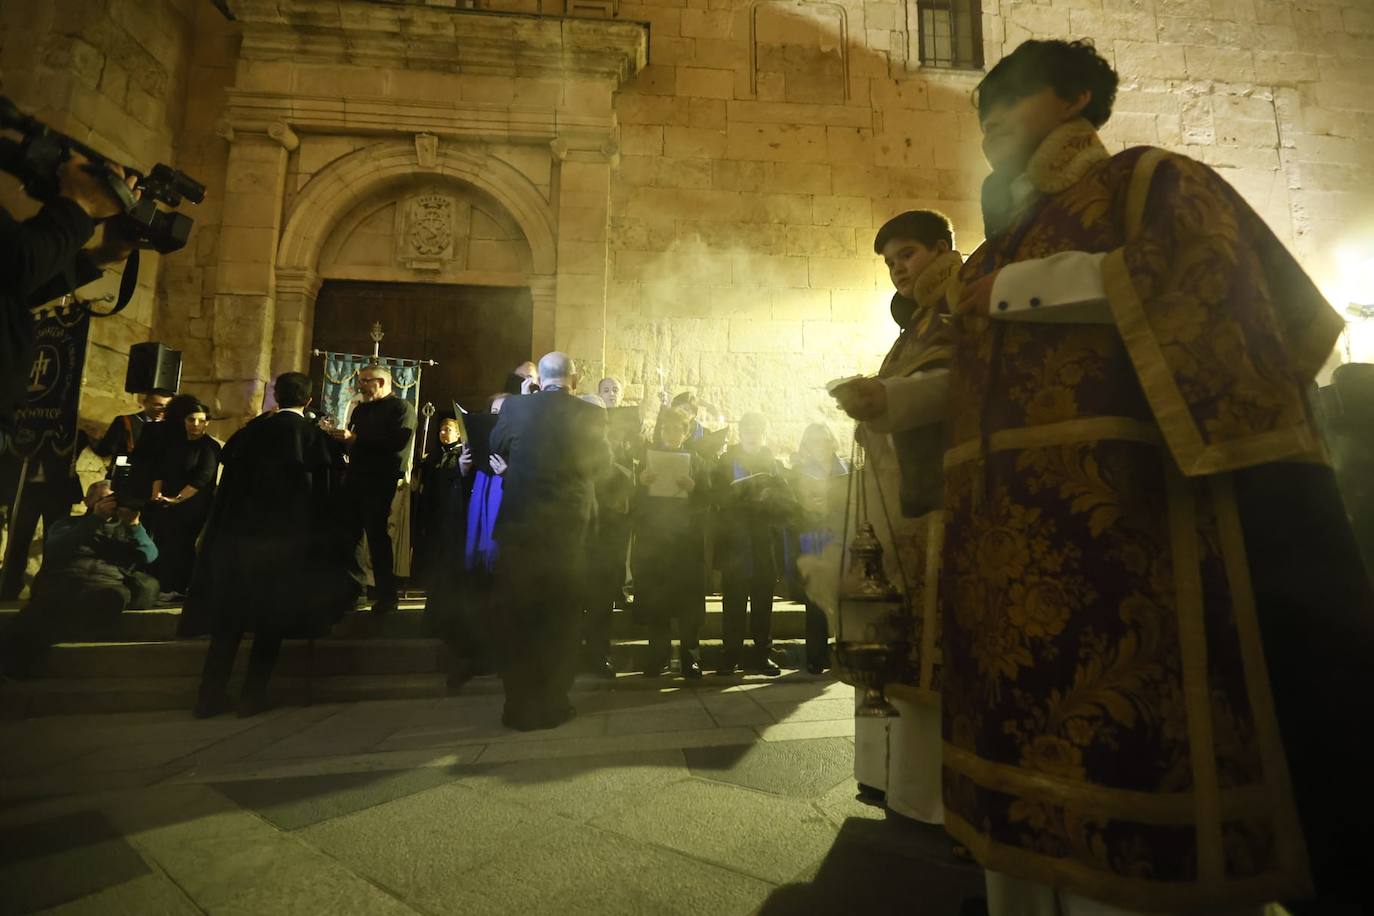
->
<box><xmin>0</xmin><ymin>346</ymin><xmax>847</xmax><ymax>725</ymax></box>
<box><xmin>5</xmin><ymin>31</ymin><xmax>1374</xmax><ymax>916</ymax></box>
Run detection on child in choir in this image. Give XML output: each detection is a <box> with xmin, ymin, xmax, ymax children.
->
<box><xmin>632</xmin><ymin>407</ymin><xmax>708</xmax><ymax>678</ymax></box>
<box><xmin>713</xmin><ymin>411</ymin><xmax>783</xmax><ymax>676</ymax></box>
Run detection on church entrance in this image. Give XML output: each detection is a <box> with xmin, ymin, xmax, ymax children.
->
<box><xmin>309</xmin><ymin>279</ymin><xmax>534</xmax><ymax>448</ymax></box>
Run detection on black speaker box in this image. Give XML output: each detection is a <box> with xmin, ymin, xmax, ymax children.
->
<box><xmin>124</xmin><ymin>342</ymin><xmax>182</xmax><ymax>394</ymax></box>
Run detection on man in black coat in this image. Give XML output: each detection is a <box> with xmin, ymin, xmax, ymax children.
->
<box><xmin>330</xmin><ymin>364</ymin><xmax>417</xmax><ymax>615</ymax></box>
<box><xmin>185</xmin><ymin>372</ymin><xmax>353</xmax><ymax>718</ymax></box>
<box><xmin>489</xmin><ymin>351</ymin><xmax>612</xmax><ymax>730</ymax></box>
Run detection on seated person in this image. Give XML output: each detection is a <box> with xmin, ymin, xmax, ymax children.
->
<box><xmin>0</xmin><ymin>481</ymin><xmax>158</xmax><ymax>678</ymax></box>
<box><xmin>633</xmin><ymin>408</ymin><xmax>709</xmax><ymax>678</ymax></box>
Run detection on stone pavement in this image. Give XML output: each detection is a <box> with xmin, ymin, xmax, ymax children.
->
<box><xmin>0</xmin><ymin>674</ymin><xmax>983</xmax><ymax>915</ymax></box>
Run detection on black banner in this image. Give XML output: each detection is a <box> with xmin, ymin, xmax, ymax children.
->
<box><xmin>4</xmin><ymin>305</ymin><xmax>89</xmax><ymax>462</ymax></box>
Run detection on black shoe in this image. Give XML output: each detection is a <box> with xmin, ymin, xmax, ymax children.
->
<box><xmin>715</xmin><ymin>658</ymin><xmax>738</xmax><ymax>676</ymax></box>
<box><xmin>192</xmin><ymin>693</ymin><xmax>231</xmax><ymax>719</ymax></box>
<box><xmin>371</xmin><ymin>597</ymin><xmax>398</xmax><ymax>616</ymax></box>
<box><xmin>587</xmin><ymin>656</ymin><xmax>616</xmax><ymax>679</ymax></box>
<box><xmin>855</xmin><ymin>782</ymin><xmax>886</xmax><ymax>806</ymax></box>
<box><xmin>746</xmin><ymin>660</ymin><xmax>782</xmax><ymax>677</ymax></box>
<box><xmin>644</xmin><ymin>659</ymin><xmax>668</xmax><ymax>677</ymax></box>
<box><xmin>806</xmin><ymin>661</ymin><xmax>828</xmax><ymax>675</ymax></box>
<box><xmin>682</xmin><ymin>659</ymin><xmax>703</xmax><ymax>679</ymax></box>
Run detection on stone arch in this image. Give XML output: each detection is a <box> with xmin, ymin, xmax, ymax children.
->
<box><xmin>277</xmin><ymin>139</ymin><xmax>556</xmax><ymax>275</ymax></box>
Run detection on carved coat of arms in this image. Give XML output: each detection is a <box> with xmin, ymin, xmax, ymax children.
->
<box><xmin>406</xmin><ymin>195</ymin><xmax>454</xmax><ymax>259</ymax></box>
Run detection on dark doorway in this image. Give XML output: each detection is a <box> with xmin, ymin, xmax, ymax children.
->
<box><xmin>310</xmin><ymin>280</ymin><xmax>533</xmax><ymax>450</ymax></box>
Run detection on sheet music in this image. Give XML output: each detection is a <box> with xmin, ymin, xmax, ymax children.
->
<box><xmin>645</xmin><ymin>449</ymin><xmax>691</xmax><ymax>498</ymax></box>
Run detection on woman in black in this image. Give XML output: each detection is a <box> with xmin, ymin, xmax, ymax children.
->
<box><xmin>144</xmin><ymin>398</ymin><xmax>220</xmax><ymax>598</ymax></box>
<box><xmin>632</xmin><ymin>407</ymin><xmax>708</xmax><ymax>678</ymax></box>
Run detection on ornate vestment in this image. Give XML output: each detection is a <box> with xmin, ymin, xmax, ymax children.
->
<box><xmin>862</xmin><ymin>250</ymin><xmax>960</xmax><ymax>702</ymax></box>
<box><xmin>939</xmin><ymin>120</ymin><xmax>1343</xmax><ymax>909</ymax></box>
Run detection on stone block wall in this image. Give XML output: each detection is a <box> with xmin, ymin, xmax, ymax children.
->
<box><xmin>602</xmin><ymin>0</ymin><xmax>1374</xmax><ymax>452</ymax></box>
<box><xmin>0</xmin><ymin>0</ymin><xmax>197</xmax><ymax>457</ymax></box>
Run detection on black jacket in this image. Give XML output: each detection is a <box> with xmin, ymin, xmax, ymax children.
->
<box><xmin>489</xmin><ymin>389</ymin><xmax>612</xmax><ymax>542</ymax></box>
<box><xmin>179</xmin><ymin>410</ymin><xmax>353</xmax><ymax>638</ymax></box>
<box><xmin>346</xmin><ymin>395</ymin><xmax>417</xmax><ymax>478</ymax></box>
<box><xmin>0</xmin><ymin>199</ymin><xmax>101</xmax><ymax>428</ymax></box>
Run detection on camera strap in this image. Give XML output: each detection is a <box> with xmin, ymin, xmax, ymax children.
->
<box><xmin>69</xmin><ymin>249</ymin><xmax>140</xmax><ymax>318</ymax></box>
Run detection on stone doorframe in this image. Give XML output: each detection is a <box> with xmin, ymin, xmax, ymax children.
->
<box><xmin>273</xmin><ymin>137</ymin><xmax>561</xmax><ymax>381</ymax></box>
<box><xmin>205</xmin><ymin>1</ymin><xmax>647</xmax><ymax>422</ymax></box>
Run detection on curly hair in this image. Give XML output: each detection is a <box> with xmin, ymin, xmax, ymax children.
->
<box><xmin>974</xmin><ymin>39</ymin><xmax>1119</xmax><ymax>128</ymax></box>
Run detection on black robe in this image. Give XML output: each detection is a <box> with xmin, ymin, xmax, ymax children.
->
<box><xmin>177</xmin><ymin>410</ymin><xmax>354</xmax><ymax>638</ymax></box>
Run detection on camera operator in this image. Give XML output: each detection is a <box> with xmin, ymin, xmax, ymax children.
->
<box><xmin>0</xmin><ymin>480</ymin><xmax>158</xmax><ymax>679</ymax></box>
<box><xmin>0</xmin><ymin>152</ymin><xmax>138</xmax><ymax>437</ymax></box>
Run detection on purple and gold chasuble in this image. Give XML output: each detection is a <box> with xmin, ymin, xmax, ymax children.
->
<box><xmin>862</xmin><ymin>251</ymin><xmax>960</xmax><ymax>704</ymax></box>
<box><xmin>939</xmin><ymin>120</ymin><xmax>1343</xmax><ymax>909</ymax></box>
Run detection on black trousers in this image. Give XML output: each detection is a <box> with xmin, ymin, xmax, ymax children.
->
<box><xmin>648</xmin><ymin>619</ymin><xmax>701</xmax><ymax>667</ymax></box>
<box><xmin>1236</xmin><ymin>463</ymin><xmax>1374</xmax><ymax>912</ymax></box>
<box><xmin>0</xmin><ymin>572</ymin><xmax>157</xmax><ymax>677</ymax></box>
<box><xmin>721</xmin><ymin>569</ymin><xmax>775</xmax><ymax>662</ymax></box>
<box><xmin>0</xmin><ymin>484</ymin><xmax>74</xmax><ymax>599</ymax></box>
<box><xmin>197</xmin><ymin>621</ymin><xmax>285</xmax><ymax>703</ymax></box>
<box><xmin>344</xmin><ymin>473</ymin><xmax>399</xmax><ymax>600</ymax></box>
<box><xmin>803</xmin><ymin>599</ymin><xmax>830</xmax><ymax>668</ymax></box>
<box><xmin>582</xmin><ymin>513</ymin><xmax>629</xmax><ymax>662</ymax></box>
<box><xmin>491</xmin><ymin>531</ymin><xmax>584</xmax><ymax>722</ymax></box>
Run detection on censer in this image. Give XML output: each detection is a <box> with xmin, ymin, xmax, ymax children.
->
<box><xmin>832</xmin><ymin>441</ymin><xmax>913</xmax><ymax>717</ymax></box>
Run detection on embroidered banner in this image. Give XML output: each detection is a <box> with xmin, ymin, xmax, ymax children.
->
<box><xmin>5</xmin><ymin>305</ymin><xmax>90</xmax><ymax>462</ymax></box>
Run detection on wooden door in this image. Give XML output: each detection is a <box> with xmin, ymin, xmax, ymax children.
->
<box><xmin>310</xmin><ymin>280</ymin><xmax>533</xmax><ymax>450</ymax></box>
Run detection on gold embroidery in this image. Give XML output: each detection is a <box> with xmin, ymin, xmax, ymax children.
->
<box><xmin>944</xmin><ymin>417</ymin><xmax>1162</xmax><ymax>469</ymax></box>
<box><xmin>1166</xmin><ymin>464</ymin><xmax>1224</xmax><ymax>880</ymax></box>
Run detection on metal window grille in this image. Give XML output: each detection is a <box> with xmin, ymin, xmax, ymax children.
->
<box><xmin>916</xmin><ymin>0</ymin><xmax>983</xmax><ymax>70</ymax></box>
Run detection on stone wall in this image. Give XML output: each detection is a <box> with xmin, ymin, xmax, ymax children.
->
<box><xmin>601</xmin><ymin>0</ymin><xmax>1374</xmax><ymax>452</ymax></box>
<box><xmin>0</xmin><ymin>0</ymin><xmax>197</xmax><ymax>454</ymax></box>
<box><xmin>9</xmin><ymin>0</ymin><xmax>1374</xmax><ymax>459</ymax></box>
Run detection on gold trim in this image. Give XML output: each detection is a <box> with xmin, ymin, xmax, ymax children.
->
<box><xmin>1166</xmin><ymin>464</ymin><xmax>1224</xmax><ymax>880</ymax></box>
<box><xmin>919</xmin><ymin>510</ymin><xmax>945</xmax><ymax>693</ymax></box>
<box><xmin>945</xmin><ymin>810</ymin><xmax>1308</xmax><ymax>912</ymax></box>
<box><xmin>1210</xmin><ymin>475</ymin><xmax>1315</xmax><ymax>895</ymax></box>
<box><xmin>1103</xmin><ymin>250</ymin><xmax>1324</xmax><ymax>477</ymax></box>
<box><xmin>943</xmin><ymin>416</ymin><xmax>1161</xmax><ymax>470</ymax></box>
<box><xmin>942</xmin><ymin>743</ymin><xmax>1266</xmax><ymax>826</ymax></box>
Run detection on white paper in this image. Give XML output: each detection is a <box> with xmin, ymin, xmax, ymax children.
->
<box><xmin>645</xmin><ymin>449</ymin><xmax>692</xmax><ymax>498</ymax></box>
<box><xmin>824</xmin><ymin>374</ymin><xmax>865</xmax><ymax>394</ymax></box>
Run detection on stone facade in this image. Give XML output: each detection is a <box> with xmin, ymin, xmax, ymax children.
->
<box><xmin>3</xmin><ymin>0</ymin><xmax>1373</xmax><ymax>452</ymax></box>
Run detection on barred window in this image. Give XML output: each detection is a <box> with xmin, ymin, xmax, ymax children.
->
<box><xmin>916</xmin><ymin>0</ymin><xmax>983</xmax><ymax>70</ymax></box>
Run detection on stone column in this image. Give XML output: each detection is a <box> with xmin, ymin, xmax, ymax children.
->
<box><xmin>273</xmin><ymin>268</ymin><xmax>322</xmax><ymax>379</ymax></box>
<box><xmin>550</xmin><ymin>134</ymin><xmax>617</xmax><ymax>383</ymax></box>
<box><xmin>212</xmin><ymin>124</ymin><xmax>292</xmax><ymax>422</ymax></box>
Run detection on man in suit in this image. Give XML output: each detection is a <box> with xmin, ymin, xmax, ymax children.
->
<box><xmin>489</xmin><ymin>351</ymin><xmax>612</xmax><ymax>730</ymax></box>
<box><xmin>330</xmin><ymin>364</ymin><xmax>417</xmax><ymax>615</ymax></box>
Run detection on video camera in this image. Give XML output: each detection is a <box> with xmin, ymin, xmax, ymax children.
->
<box><xmin>0</xmin><ymin>96</ymin><xmax>204</xmax><ymax>256</ymax></box>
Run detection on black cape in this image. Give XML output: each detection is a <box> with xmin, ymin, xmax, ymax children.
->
<box><xmin>178</xmin><ymin>410</ymin><xmax>355</xmax><ymax>638</ymax></box>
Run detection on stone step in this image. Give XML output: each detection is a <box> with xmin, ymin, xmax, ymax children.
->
<box><xmin>1</xmin><ymin>672</ymin><xmax>452</xmax><ymax>719</ymax></box>
<box><xmin>3</xmin><ymin>640</ymin><xmax>820</xmax><ymax>716</ymax></box>
<box><xmin>32</xmin><ymin>637</ymin><xmax>814</xmax><ymax>679</ymax></box>
<box><xmin>0</xmin><ymin>599</ymin><xmax>813</xmax><ymax>643</ymax></box>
